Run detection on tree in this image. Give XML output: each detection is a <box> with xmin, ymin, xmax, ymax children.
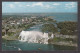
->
<box><xmin>41</xmin><ymin>24</ymin><xmax>58</xmax><ymax>33</ymax></box>
<box><xmin>57</xmin><ymin>21</ymin><xmax>77</xmax><ymax>35</ymax></box>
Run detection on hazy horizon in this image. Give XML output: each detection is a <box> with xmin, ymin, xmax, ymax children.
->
<box><xmin>2</xmin><ymin>12</ymin><xmax>77</xmax><ymax>14</ymax></box>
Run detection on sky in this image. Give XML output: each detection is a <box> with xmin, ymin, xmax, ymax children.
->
<box><xmin>2</xmin><ymin>2</ymin><xmax>78</xmax><ymax>13</ymax></box>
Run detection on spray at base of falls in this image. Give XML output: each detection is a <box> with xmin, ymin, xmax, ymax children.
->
<box><xmin>19</xmin><ymin>31</ymin><xmax>54</xmax><ymax>44</ymax></box>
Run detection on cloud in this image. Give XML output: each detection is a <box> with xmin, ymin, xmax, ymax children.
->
<box><xmin>19</xmin><ymin>5</ymin><xmax>23</xmax><ymax>7</ymax></box>
<box><xmin>11</xmin><ymin>2</ymin><xmax>55</xmax><ymax>9</ymax></box>
<box><xmin>14</xmin><ymin>2</ymin><xmax>20</xmax><ymax>4</ymax></box>
<box><xmin>65</xmin><ymin>2</ymin><xmax>77</xmax><ymax>9</ymax></box>
<box><xmin>26</xmin><ymin>5</ymin><xmax>31</xmax><ymax>7</ymax></box>
<box><xmin>14</xmin><ymin>2</ymin><xmax>23</xmax><ymax>7</ymax></box>
<box><xmin>53</xmin><ymin>3</ymin><xmax>60</xmax><ymax>5</ymax></box>
<box><xmin>8</xmin><ymin>4</ymin><xmax>15</xmax><ymax>8</ymax></box>
<box><xmin>45</xmin><ymin>5</ymin><xmax>50</xmax><ymax>8</ymax></box>
<box><xmin>44</xmin><ymin>5</ymin><xmax>55</xmax><ymax>9</ymax></box>
<box><xmin>31</xmin><ymin>2</ymin><xmax>55</xmax><ymax>9</ymax></box>
<box><xmin>32</xmin><ymin>2</ymin><xmax>43</xmax><ymax>7</ymax></box>
<box><xmin>65</xmin><ymin>2</ymin><xmax>76</xmax><ymax>6</ymax></box>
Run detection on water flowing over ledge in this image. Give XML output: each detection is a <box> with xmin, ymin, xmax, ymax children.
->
<box><xmin>19</xmin><ymin>31</ymin><xmax>54</xmax><ymax>44</ymax></box>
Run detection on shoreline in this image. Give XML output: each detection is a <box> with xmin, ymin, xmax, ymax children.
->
<box><xmin>2</xmin><ymin>36</ymin><xmax>77</xmax><ymax>47</ymax></box>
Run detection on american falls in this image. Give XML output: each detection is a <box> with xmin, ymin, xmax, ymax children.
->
<box><xmin>19</xmin><ymin>31</ymin><xmax>54</xmax><ymax>44</ymax></box>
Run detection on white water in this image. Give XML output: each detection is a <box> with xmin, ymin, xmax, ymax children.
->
<box><xmin>19</xmin><ymin>31</ymin><xmax>54</xmax><ymax>44</ymax></box>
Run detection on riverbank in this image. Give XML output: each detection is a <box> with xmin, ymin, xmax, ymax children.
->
<box><xmin>51</xmin><ymin>41</ymin><xmax>77</xmax><ymax>47</ymax></box>
<box><xmin>52</xmin><ymin>44</ymin><xmax>77</xmax><ymax>50</ymax></box>
<box><xmin>2</xmin><ymin>35</ymin><xmax>18</xmax><ymax>41</ymax></box>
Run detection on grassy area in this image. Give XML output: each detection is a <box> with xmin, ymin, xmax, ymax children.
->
<box><xmin>2</xmin><ymin>35</ymin><xmax>18</xmax><ymax>40</ymax></box>
<box><xmin>52</xmin><ymin>44</ymin><xmax>77</xmax><ymax>50</ymax></box>
<box><xmin>48</xmin><ymin>37</ymin><xmax>77</xmax><ymax>43</ymax></box>
<box><xmin>48</xmin><ymin>37</ymin><xmax>77</xmax><ymax>47</ymax></box>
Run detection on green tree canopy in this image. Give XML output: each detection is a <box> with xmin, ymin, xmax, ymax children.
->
<box><xmin>41</xmin><ymin>24</ymin><xmax>58</xmax><ymax>33</ymax></box>
<box><xmin>57</xmin><ymin>21</ymin><xmax>77</xmax><ymax>35</ymax></box>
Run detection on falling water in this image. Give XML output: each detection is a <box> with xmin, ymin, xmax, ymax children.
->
<box><xmin>19</xmin><ymin>31</ymin><xmax>54</xmax><ymax>44</ymax></box>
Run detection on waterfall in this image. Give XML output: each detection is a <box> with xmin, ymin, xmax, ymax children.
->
<box><xmin>51</xmin><ymin>34</ymin><xmax>54</xmax><ymax>38</ymax></box>
<box><xmin>19</xmin><ymin>31</ymin><xmax>54</xmax><ymax>44</ymax></box>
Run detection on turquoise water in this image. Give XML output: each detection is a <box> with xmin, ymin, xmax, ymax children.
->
<box><xmin>26</xmin><ymin>24</ymin><xmax>43</xmax><ymax>31</ymax></box>
<box><xmin>2</xmin><ymin>40</ymin><xmax>54</xmax><ymax>51</ymax></box>
<box><xmin>2</xmin><ymin>40</ymin><xmax>76</xmax><ymax>51</ymax></box>
<box><xmin>51</xmin><ymin>13</ymin><xmax>77</xmax><ymax>22</ymax></box>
